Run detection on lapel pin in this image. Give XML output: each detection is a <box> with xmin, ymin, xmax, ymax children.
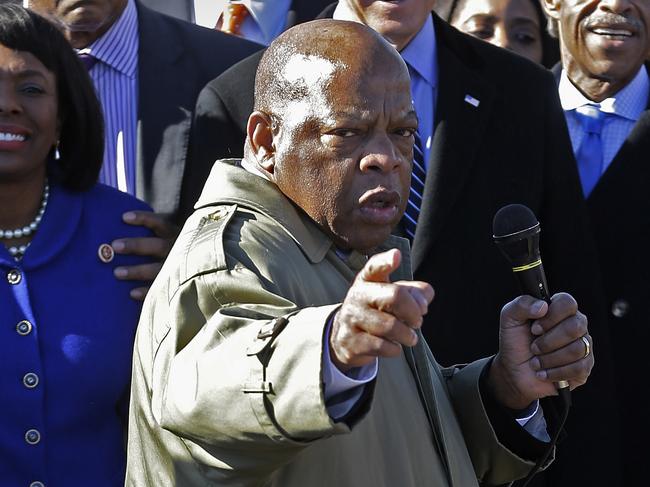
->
<box><xmin>98</xmin><ymin>243</ymin><xmax>115</xmax><ymax>263</ymax></box>
<box><xmin>464</xmin><ymin>94</ymin><xmax>480</xmax><ymax>108</ymax></box>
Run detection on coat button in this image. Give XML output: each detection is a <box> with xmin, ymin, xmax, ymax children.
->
<box><xmin>7</xmin><ymin>269</ymin><xmax>22</xmax><ymax>285</ymax></box>
<box><xmin>25</xmin><ymin>429</ymin><xmax>41</xmax><ymax>445</ymax></box>
<box><xmin>23</xmin><ymin>373</ymin><xmax>39</xmax><ymax>389</ymax></box>
<box><xmin>16</xmin><ymin>320</ymin><xmax>33</xmax><ymax>336</ymax></box>
<box><xmin>30</xmin><ymin>482</ymin><xmax>45</xmax><ymax>487</ymax></box>
<box><xmin>611</xmin><ymin>299</ymin><xmax>630</xmax><ymax>318</ymax></box>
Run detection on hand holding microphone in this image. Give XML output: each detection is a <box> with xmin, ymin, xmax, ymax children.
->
<box><xmin>490</xmin><ymin>204</ymin><xmax>594</xmax><ymax>406</ymax></box>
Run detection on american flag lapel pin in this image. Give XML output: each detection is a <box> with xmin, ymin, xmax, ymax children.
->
<box><xmin>464</xmin><ymin>94</ymin><xmax>480</xmax><ymax>108</ymax></box>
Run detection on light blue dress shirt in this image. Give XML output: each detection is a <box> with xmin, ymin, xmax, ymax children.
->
<box><xmin>400</xmin><ymin>17</ymin><xmax>438</xmax><ymax>166</ymax></box>
<box><xmin>79</xmin><ymin>0</ymin><xmax>139</xmax><ymax>195</ymax></box>
<box><xmin>560</xmin><ymin>66</ymin><xmax>649</xmax><ymax>176</ymax></box>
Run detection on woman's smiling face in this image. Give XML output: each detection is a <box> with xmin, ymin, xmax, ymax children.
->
<box><xmin>0</xmin><ymin>45</ymin><xmax>59</xmax><ymax>183</ymax></box>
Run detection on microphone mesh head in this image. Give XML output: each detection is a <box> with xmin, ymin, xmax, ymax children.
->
<box><xmin>493</xmin><ymin>204</ymin><xmax>539</xmax><ymax>238</ymax></box>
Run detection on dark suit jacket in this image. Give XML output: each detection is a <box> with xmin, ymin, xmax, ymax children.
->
<box><xmin>183</xmin><ymin>10</ymin><xmax>621</xmax><ymax>486</ymax></box>
<box><xmin>133</xmin><ymin>2</ymin><xmax>261</xmax><ymax>220</ymax></box>
<box><xmin>139</xmin><ymin>0</ymin><xmax>332</xmax><ymax>28</ymax></box>
<box><xmin>554</xmin><ymin>63</ymin><xmax>650</xmax><ymax>486</ymax></box>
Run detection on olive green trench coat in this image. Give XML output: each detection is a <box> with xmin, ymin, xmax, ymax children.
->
<box><xmin>126</xmin><ymin>160</ymin><xmax>544</xmax><ymax>486</ymax></box>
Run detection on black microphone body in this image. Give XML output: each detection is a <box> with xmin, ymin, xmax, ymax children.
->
<box><xmin>493</xmin><ymin>216</ymin><xmax>551</xmax><ymax>304</ymax></box>
<box><xmin>493</xmin><ymin>204</ymin><xmax>569</xmax><ymax>392</ymax></box>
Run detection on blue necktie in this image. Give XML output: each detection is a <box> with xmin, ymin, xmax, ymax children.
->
<box><xmin>575</xmin><ymin>105</ymin><xmax>607</xmax><ymax>198</ymax></box>
<box><xmin>402</xmin><ymin>131</ymin><xmax>426</xmax><ymax>240</ymax></box>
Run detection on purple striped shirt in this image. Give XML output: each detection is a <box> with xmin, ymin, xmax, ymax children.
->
<box><xmin>79</xmin><ymin>0</ymin><xmax>139</xmax><ymax>195</ymax></box>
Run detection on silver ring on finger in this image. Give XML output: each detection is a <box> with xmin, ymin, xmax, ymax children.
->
<box><xmin>581</xmin><ymin>335</ymin><xmax>591</xmax><ymax>359</ymax></box>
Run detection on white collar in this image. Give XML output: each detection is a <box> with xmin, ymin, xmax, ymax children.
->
<box><xmin>559</xmin><ymin>66</ymin><xmax>648</xmax><ymax>122</ymax></box>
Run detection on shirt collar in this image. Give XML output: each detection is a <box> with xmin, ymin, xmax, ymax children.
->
<box><xmin>246</xmin><ymin>0</ymin><xmax>291</xmax><ymax>45</ymax></box>
<box><xmin>79</xmin><ymin>0</ymin><xmax>139</xmax><ymax>78</ymax></box>
<box><xmin>559</xmin><ymin>66</ymin><xmax>648</xmax><ymax>122</ymax></box>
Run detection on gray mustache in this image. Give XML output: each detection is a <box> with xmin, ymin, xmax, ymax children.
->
<box><xmin>584</xmin><ymin>12</ymin><xmax>642</xmax><ymax>31</ymax></box>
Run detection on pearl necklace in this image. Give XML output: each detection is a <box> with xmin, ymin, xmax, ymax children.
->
<box><xmin>1</xmin><ymin>181</ymin><xmax>49</xmax><ymax>261</ymax></box>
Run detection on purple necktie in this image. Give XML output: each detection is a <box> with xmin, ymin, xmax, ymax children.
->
<box><xmin>78</xmin><ymin>52</ymin><xmax>98</xmax><ymax>71</ymax></box>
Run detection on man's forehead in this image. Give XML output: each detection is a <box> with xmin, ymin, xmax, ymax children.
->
<box><xmin>282</xmin><ymin>53</ymin><xmax>345</xmax><ymax>86</ymax></box>
<box><xmin>325</xmin><ymin>107</ymin><xmax>418</xmax><ymax>122</ymax></box>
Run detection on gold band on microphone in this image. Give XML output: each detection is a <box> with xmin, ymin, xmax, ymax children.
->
<box><xmin>512</xmin><ymin>259</ymin><xmax>542</xmax><ymax>273</ymax></box>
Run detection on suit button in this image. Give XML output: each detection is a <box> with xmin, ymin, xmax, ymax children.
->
<box><xmin>25</xmin><ymin>429</ymin><xmax>41</xmax><ymax>445</ymax></box>
<box><xmin>30</xmin><ymin>482</ymin><xmax>45</xmax><ymax>487</ymax></box>
<box><xmin>7</xmin><ymin>269</ymin><xmax>21</xmax><ymax>285</ymax></box>
<box><xmin>611</xmin><ymin>299</ymin><xmax>630</xmax><ymax>318</ymax></box>
<box><xmin>23</xmin><ymin>373</ymin><xmax>39</xmax><ymax>389</ymax></box>
<box><xmin>16</xmin><ymin>320</ymin><xmax>33</xmax><ymax>336</ymax></box>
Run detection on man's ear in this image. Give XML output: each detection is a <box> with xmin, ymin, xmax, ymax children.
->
<box><xmin>246</xmin><ymin>111</ymin><xmax>276</xmax><ymax>174</ymax></box>
<box><xmin>541</xmin><ymin>0</ymin><xmax>561</xmax><ymax>20</ymax></box>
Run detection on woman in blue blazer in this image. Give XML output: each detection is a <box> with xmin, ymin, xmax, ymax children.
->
<box><xmin>0</xmin><ymin>6</ymin><xmax>152</xmax><ymax>486</ymax></box>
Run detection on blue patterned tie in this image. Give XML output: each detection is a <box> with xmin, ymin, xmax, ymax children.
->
<box><xmin>402</xmin><ymin>131</ymin><xmax>426</xmax><ymax>240</ymax></box>
<box><xmin>575</xmin><ymin>105</ymin><xmax>607</xmax><ymax>198</ymax></box>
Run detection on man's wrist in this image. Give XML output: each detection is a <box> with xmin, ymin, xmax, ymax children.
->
<box><xmin>487</xmin><ymin>354</ymin><xmax>534</xmax><ymax>410</ymax></box>
<box><xmin>509</xmin><ymin>399</ymin><xmax>539</xmax><ymax>422</ymax></box>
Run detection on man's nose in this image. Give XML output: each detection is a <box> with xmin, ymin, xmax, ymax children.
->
<box><xmin>359</xmin><ymin>133</ymin><xmax>408</xmax><ymax>173</ymax></box>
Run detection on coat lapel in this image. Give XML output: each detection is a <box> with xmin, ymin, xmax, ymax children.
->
<box><xmin>403</xmin><ymin>341</ymin><xmax>452</xmax><ymax>485</ymax></box>
<box><xmin>404</xmin><ymin>337</ymin><xmax>480</xmax><ymax>487</ymax></box>
<box><xmin>135</xmin><ymin>3</ymin><xmax>187</xmax><ymax>215</ymax></box>
<box><xmin>412</xmin><ymin>16</ymin><xmax>495</xmax><ymax>272</ymax></box>
<box><xmin>591</xmin><ymin>105</ymin><xmax>650</xmax><ymax>202</ymax></box>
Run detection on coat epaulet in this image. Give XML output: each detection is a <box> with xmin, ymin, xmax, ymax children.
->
<box><xmin>176</xmin><ymin>204</ymin><xmax>238</xmax><ymax>285</ymax></box>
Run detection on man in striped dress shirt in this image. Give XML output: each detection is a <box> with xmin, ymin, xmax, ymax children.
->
<box><xmin>28</xmin><ymin>0</ymin><xmax>261</xmax><ymax>299</ymax></box>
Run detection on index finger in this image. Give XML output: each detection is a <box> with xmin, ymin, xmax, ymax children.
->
<box><xmin>356</xmin><ymin>249</ymin><xmax>401</xmax><ymax>284</ymax></box>
<box><xmin>122</xmin><ymin>211</ymin><xmax>179</xmax><ymax>239</ymax></box>
<box><xmin>530</xmin><ymin>292</ymin><xmax>578</xmax><ymax>335</ymax></box>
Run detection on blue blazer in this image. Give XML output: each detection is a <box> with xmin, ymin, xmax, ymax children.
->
<box><xmin>0</xmin><ymin>183</ymin><xmax>152</xmax><ymax>486</ymax></box>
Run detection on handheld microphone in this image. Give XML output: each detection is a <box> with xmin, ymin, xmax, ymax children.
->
<box><xmin>492</xmin><ymin>204</ymin><xmax>570</xmax><ymax>393</ymax></box>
